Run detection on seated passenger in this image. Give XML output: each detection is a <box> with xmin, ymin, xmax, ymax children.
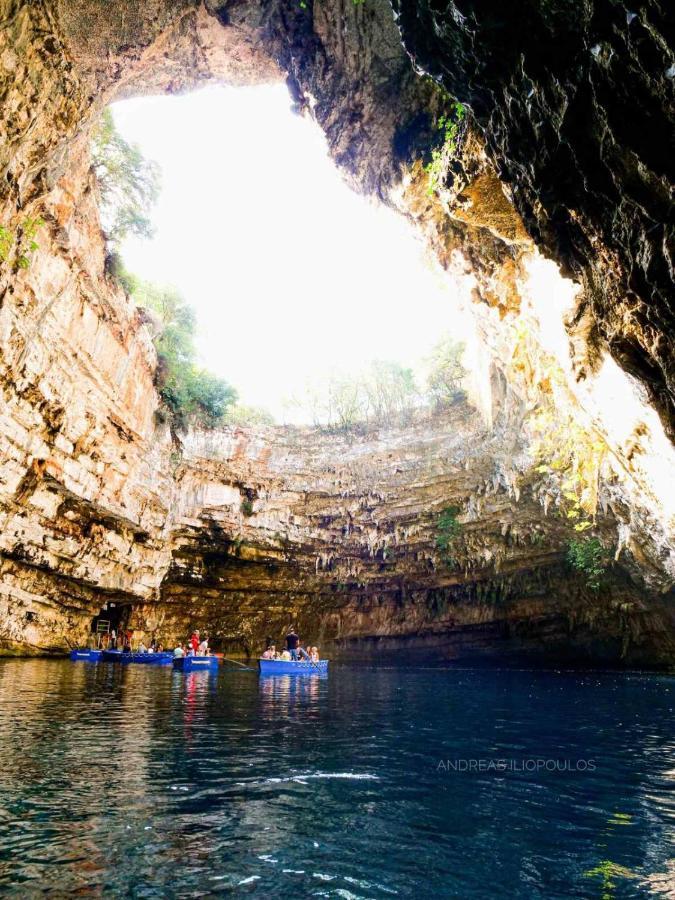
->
<box><xmin>309</xmin><ymin>647</ymin><xmax>320</xmax><ymax>663</ymax></box>
<box><xmin>173</xmin><ymin>645</ymin><xmax>184</xmax><ymax>658</ymax></box>
<box><xmin>279</xmin><ymin>649</ymin><xmax>291</xmax><ymax>661</ymax></box>
<box><xmin>297</xmin><ymin>643</ymin><xmax>310</xmax><ymax>661</ymax></box>
<box><xmin>186</xmin><ymin>646</ymin><xmax>195</xmax><ymax>657</ymax></box>
<box><xmin>262</xmin><ymin>645</ymin><xmax>276</xmax><ymax>659</ymax></box>
<box><xmin>138</xmin><ymin>641</ymin><xmax>147</xmax><ymax>653</ymax></box>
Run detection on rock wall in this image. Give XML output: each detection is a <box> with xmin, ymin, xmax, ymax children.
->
<box><xmin>393</xmin><ymin>0</ymin><xmax>675</xmax><ymax>439</ymax></box>
<box><xmin>0</xmin><ymin>0</ymin><xmax>672</xmax><ymax>665</ymax></box>
<box><xmin>0</xmin><ymin>143</ymin><xmax>174</xmax><ymax>652</ymax></box>
<box><xmin>130</xmin><ymin>411</ymin><xmax>675</xmax><ymax>667</ymax></box>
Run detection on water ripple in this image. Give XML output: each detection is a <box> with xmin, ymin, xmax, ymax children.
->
<box><xmin>0</xmin><ymin>660</ymin><xmax>673</xmax><ymax>897</ymax></box>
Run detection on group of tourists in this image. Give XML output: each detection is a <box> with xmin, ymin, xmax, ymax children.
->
<box><xmin>95</xmin><ymin>624</ymin><xmax>320</xmax><ymax>663</ymax></box>
<box><xmin>95</xmin><ymin>628</ymin><xmax>133</xmax><ymax>651</ymax></box>
<box><xmin>137</xmin><ymin>641</ymin><xmax>165</xmax><ymax>654</ymax></box>
<box><xmin>173</xmin><ymin>630</ymin><xmax>211</xmax><ymax>659</ymax></box>
<box><xmin>262</xmin><ymin>627</ymin><xmax>320</xmax><ymax>663</ymax></box>
<box><xmin>95</xmin><ymin>627</ymin><xmax>165</xmax><ymax>654</ymax></box>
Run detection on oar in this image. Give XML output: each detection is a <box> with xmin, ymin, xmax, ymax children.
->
<box><xmin>220</xmin><ymin>656</ymin><xmax>256</xmax><ymax>671</ymax></box>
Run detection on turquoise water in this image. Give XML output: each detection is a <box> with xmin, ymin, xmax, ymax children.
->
<box><xmin>0</xmin><ymin>659</ymin><xmax>673</xmax><ymax>897</ymax></box>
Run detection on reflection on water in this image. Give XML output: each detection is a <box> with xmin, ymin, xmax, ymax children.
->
<box><xmin>0</xmin><ymin>660</ymin><xmax>673</xmax><ymax>897</ymax></box>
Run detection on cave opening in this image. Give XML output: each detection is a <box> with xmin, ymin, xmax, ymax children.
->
<box><xmin>105</xmin><ymin>83</ymin><xmax>478</xmax><ymax>427</ymax></box>
<box><xmin>1</xmin><ymin>4</ymin><xmax>674</xmax><ymax>892</ymax></box>
<box><xmin>90</xmin><ymin>602</ymin><xmax>131</xmax><ymax>648</ymax></box>
<box><xmin>82</xmin><ymin>81</ymin><xmax>673</xmax><ymax>669</ymax></box>
<box><xmin>0</xmin><ymin>1</ymin><xmax>671</xmax><ymax>671</ymax></box>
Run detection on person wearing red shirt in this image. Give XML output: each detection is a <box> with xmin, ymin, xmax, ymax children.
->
<box><xmin>190</xmin><ymin>630</ymin><xmax>200</xmax><ymax>653</ymax></box>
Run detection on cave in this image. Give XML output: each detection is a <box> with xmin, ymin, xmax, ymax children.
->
<box><xmin>89</xmin><ymin>600</ymin><xmax>131</xmax><ymax>647</ymax></box>
<box><xmin>0</xmin><ymin>0</ymin><xmax>673</xmax><ymax>670</ymax></box>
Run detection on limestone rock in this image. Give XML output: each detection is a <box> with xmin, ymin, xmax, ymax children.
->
<box><xmin>0</xmin><ymin>0</ymin><xmax>672</xmax><ymax>666</ymax></box>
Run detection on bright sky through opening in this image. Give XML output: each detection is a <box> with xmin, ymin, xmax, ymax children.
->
<box><xmin>115</xmin><ymin>84</ymin><xmax>471</xmax><ymax>422</ymax></box>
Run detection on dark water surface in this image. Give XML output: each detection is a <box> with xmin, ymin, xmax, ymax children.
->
<box><xmin>0</xmin><ymin>660</ymin><xmax>673</xmax><ymax>898</ymax></box>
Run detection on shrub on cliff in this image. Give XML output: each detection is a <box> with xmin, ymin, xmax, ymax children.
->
<box><xmin>92</xmin><ymin>109</ymin><xmax>239</xmax><ymax>430</ymax></box>
<box><xmin>425</xmin><ymin>101</ymin><xmax>466</xmax><ymax>197</ymax></box>
<box><xmin>566</xmin><ymin>537</ymin><xmax>608</xmax><ymax>591</ymax></box>
<box><xmin>436</xmin><ymin>506</ymin><xmax>462</xmax><ymax>565</ymax></box>
<box><xmin>160</xmin><ymin>365</ymin><xmax>237</xmax><ymax>428</ymax></box>
<box><xmin>123</xmin><ymin>276</ymin><xmax>237</xmax><ymax>429</ymax></box>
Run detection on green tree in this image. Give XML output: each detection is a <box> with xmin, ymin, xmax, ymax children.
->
<box><xmin>425</xmin><ymin>335</ymin><xmax>466</xmax><ymax>408</ymax></box>
<box><xmin>364</xmin><ymin>360</ymin><xmax>418</xmax><ymax>424</ymax></box>
<box><xmin>91</xmin><ymin>108</ymin><xmax>161</xmax><ymax>245</ymax></box>
<box><xmin>223</xmin><ymin>404</ymin><xmax>275</xmax><ymax>426</ymax></box>
<box><xmin>327</xmin><ymin>375</ymin><xmax>366</xmax><ymax>429</ymax></box>
<box><xmin>126</xmin><ymin>276</ymin><xmax>237</xmax><ymax>428</ymax></box>
<box><xmin>287</xmin><ymin>345</ymin><xmax>465</xmax><ymax>430</ymax></box>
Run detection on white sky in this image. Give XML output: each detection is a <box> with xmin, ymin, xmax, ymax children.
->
<box><xmin>114</xmin><ymin>84</ymin><xmax>472</xmax><ymax>422</ymax></box>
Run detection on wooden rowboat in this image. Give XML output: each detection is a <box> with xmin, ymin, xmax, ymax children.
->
<box><xmin>258</xmin><ymin>658</ymin><xmax>328</xmax><ymax>675</ymax></box>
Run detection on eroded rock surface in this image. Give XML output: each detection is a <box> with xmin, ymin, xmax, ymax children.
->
<box><xmin>132</xmin><ymin>412</ymin><xmax>675</xmax><ymax>667</ymax></box>
<box><xmin>393</xmin><ymin>0</ymin><xmax>675</xmax><ymax>438</ymax></box>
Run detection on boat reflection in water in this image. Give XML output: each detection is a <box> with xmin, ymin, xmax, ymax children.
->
<box><xmin>258</xmin><ymin>672</ymin><xmax>326</xmax><ymax>695</ymax></box>
<box><xmin>257</xmin><ymin>670</ymin><xmax>326</xmax><ymax>723</ymax></box>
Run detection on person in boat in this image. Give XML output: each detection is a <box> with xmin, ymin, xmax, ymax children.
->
<box><xmin>285</xmin><ymin>627</ymin><xmax>300</xmax><ymax>660</ymax></box>
<box><xmin>173</xmin><ymin>644</ymin><xmax>184</xmax><ymax>659</ymax></box>
<box><xmin>279</xmin><ymin>648</ymin><xmax>292</xmax><ymax>661</ymax></box>
<box><xmin>261</xmin><ymin>645</ymin><xmax>276</xmax><ymax>660</ymax></box>
<box><xmin>309</xmin><ymin>646</ymin><xmax>320</xmax><ymax>663</ymax></box>
<box><xmin>190</xmin><ymin>630</ymin><xmax>200</xmax><ymax>654</ymax></box>
<box><xmin>296</xmin><ymin>642</ymin><xmax>310</xmax><ymax>661</ymax></box>
<box><xmin>198</xmin><ymin>635</ymin><xmax>209</xmax><ymax>656</ymax></box>
<box><xmin>139</xmin><ymin>641</ymin><xmax>147</xmax><ymax>654</ymax></box>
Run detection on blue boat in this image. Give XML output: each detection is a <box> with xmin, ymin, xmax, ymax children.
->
<box><xmin>173</xmin><ymin>655</ymin><xmax>219</xmax><ymax>673</ymax></box>
<box><xmin>133</xmin><ymin>652</ymin><xmax>174</xmax><ymax>665</ymax></box>
<box><xmin>101</xmin><ymin>649</ymin><xmax>173</xmax><ymax>665</ymax></box>
<box><xmin>258</xmin><ymin>658</ymin><xmax>329</xmax><ymax>675</ymax></box>
<box><xmin>69</xmin><ymin>649</ymin><xmax>102</xmax><ymax>662</ymax></box>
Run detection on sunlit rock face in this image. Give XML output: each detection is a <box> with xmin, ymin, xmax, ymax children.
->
<box><xmin>0</xmin><ymin>147</ymin><xmax>174</xmax><ymax>653</ymax></box>
<box><xmin>129</xmin><ymin>411</ymin><xmax>675</xmax><ymax>667</ymax></box>
<box><xmin>0</xmin><ymin>0</ymin><xmax>672</xmax><ymax>663</ymax></box>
